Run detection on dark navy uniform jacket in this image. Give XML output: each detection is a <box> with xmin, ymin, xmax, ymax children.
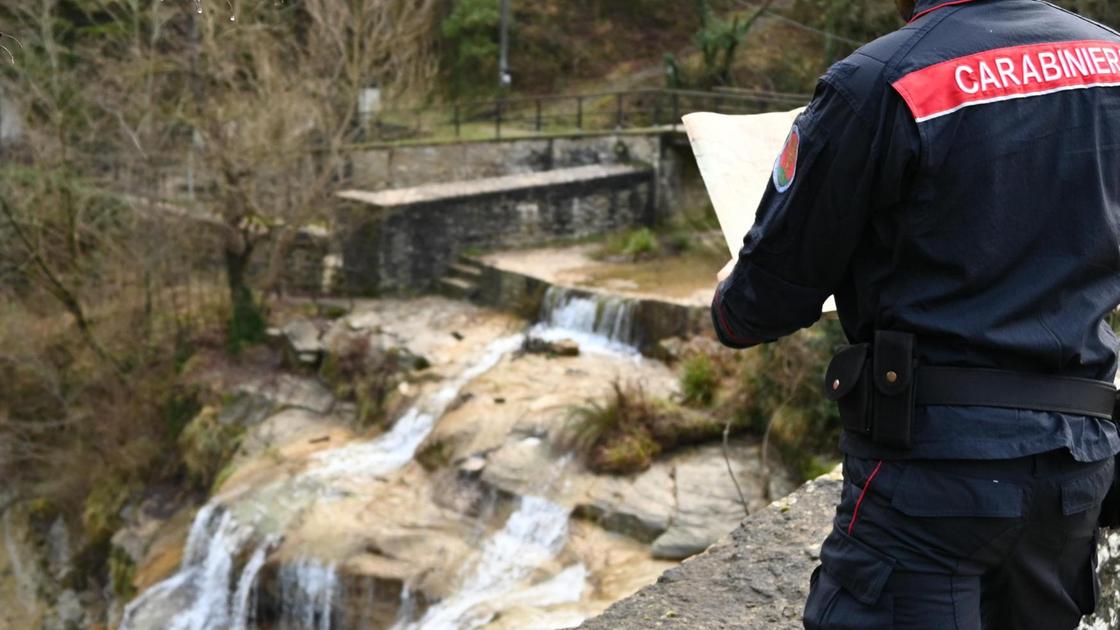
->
<box><xmin>712</xmin><ymin>0</ymin><xmax>1120</xmax><ymax>461</ymax></box>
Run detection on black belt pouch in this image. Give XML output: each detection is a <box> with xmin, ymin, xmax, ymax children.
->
<box><xmin>823</xmin><ymin>331</ymin><xmax>916</xmax><ymax>449</ymax></box>
<box><xmin>824</xmin><ymin>342</ymin><xmax>872</xmax><ymax>435</ymax></box>
<box><xmin>871</xmin><ymin>330</ymin><xmax>916</xmax><ymax>449</ymax></box>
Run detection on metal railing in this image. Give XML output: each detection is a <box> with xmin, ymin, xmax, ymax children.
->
<box><xmin>362</xmin><ymin>87</ymin><xmax>810</xmax><ymax>144</ymax></box>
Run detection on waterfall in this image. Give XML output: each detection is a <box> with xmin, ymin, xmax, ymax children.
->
<box><xmin>395</xmin><ymin>495</ymin><xmax>586</xmax><ymax>630</ymax></box>
<box><xmin>119</xmin><ymin>334</ymin><xmax>525</xmax><ymax>630</ymax></box>
<box><xmin>119</xmin><ymin>506</ymin><xmax>274</xmax><ymax>630</ymax></box>
<box><xmin>531</xmin><ymin>286</ymin><xmax>640</xmax><ymax>356</ymax></box>
<box><xmin>277</xmin><ymin>559</ymin><xmax>338</xmax><ymax>630</ymax></box>
<box><xmin>230</xmin><ymin>537</ymin><xmax>277</xmax><ymax>630</ymax></box>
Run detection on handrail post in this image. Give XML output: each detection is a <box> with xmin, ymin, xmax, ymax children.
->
<box><xmin>576</xmin><ymin>96</ymin><xmax>583</xmax><ymax>131</ymax></box>
<box><xmin>671</xmin><ymin>92</ymin><xmax>679</xmax><ymax>129</ymax></box>
<box><xmin>616</xmin><ymin>92</ymin><xmax>624</xmax><ymax>129</ymax></box>
<box><xmin>535</xmin><ymin>98</ymin><xmax>542</xmax><ymax>132</ymax></box>
<box><xmin>653</xmin><ymin>92</ymin><xmax>662</xmax><ymax>127</ymax></box>
<box><xmin>496</xmin><ymin>99</ymin><xmax>502</xmax><ymax>139</ymax></box>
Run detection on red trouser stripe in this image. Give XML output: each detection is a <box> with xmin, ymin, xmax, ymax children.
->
<box><xmin>848</xmin><ymin>459</ymin><xmax>884</xmax><ymax>536</ymax></box>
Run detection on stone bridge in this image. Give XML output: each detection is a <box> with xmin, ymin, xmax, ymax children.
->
<box><xmin>334</xmin><ymin>129</ymin><xmax>696</xmax><ymax>295</ymax></box>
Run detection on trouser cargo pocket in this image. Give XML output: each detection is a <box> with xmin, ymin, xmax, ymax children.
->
<box><xmin>804</xmin><ymin>526</ymin><xmax>896</xmax><ymax>629</ymax></box>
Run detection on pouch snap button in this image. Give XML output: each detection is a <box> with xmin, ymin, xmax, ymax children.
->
<box><xmin>886</xmin><ymin>371</ymin><xmax>898</xmax><ymax>384</ymax></box>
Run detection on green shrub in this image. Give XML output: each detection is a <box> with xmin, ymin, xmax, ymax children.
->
<box><xmin>178</xmin><ymin>407</ymin><xmax>245</xmax><ymax>491</ymax></box>
<box><xmin>725</xmin><ymin>320</ymin><xmax>846</xmax><ymax>481</ymax></box>
<box><xmin>440</xmin><ymin>0</ymin><xmax>502</xmax><ymax>99</ymax></box>
<box><xmin>680</xmin><ymin>354</ymin><xmax>719</xmax><ymax>407</ymax></box>
<box><xmin>622</xmin><ymin>228</ymin><xmax>658</xmax><ymax>259</ymax></box>
<box><xmin>109</xmin><ymin>545</ymin><xmax>137</xmax><ymax>600</ymax></box>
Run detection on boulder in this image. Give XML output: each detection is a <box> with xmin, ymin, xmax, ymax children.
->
<box><xmin>574</xmin><ymin>462</ymin><xmax>676</xmax><ymax>543</ymax></box>
<box><xmin>522</xmin><ymin>336</ymin><xmax>581</xmax><ymax>357</ymax></box>
<box><xmin>651</xmin><ymin>443</ymin><xmax>795</xmax><ymax>560</ymax></box>
<box><xmin>480</xmin><ymin>436</ymin><xmax>557</xmax><ymax>497</ymax></box>
<box><xmin>235</xmin><ymin>374</ymin><xmax>335</xmax><ymax>416</ymax></box>
<box><xmin>580</xmin><ymin>468</ymin><xmax>842</xmax><ymax>629</ymax></box>
<box><xmin>281</xmin><ymin>319</ymin><xmax>325</xmax><ymax>367</ymax></box>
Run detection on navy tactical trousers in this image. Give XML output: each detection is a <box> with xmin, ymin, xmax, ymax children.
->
<box><xmin>803</xmin><ymin>450</ymin><xmax>1114</xmax><ymax>629</ymax></box>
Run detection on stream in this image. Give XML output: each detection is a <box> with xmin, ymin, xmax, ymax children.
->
<box><xmin>120</xmin><ymin>292</ymin><xmax>645</xmax><ymax>630</ymax></box>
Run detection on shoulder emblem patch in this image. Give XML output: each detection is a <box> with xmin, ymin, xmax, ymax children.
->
<box><xmin>773</xmin><ymin>124</ymin><xmax>800</xmax><ymax>193</ymax></box>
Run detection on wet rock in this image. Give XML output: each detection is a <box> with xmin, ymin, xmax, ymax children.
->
<box><xmin>575</xmin><ymin>462</ymin><xmax>676</xmax><ymax>543</ymax></box>
<box><xmin>522</xmin><ymin>336</ymin><xmax>581</xmax><ymax>357</ymax></box>
<box><xmin>481</xmin><ymin>436</ymin><xmax>557</xmax><ymax>497</ymax></box>
<box><xmin>580</xmin><ymin>467</ymin><xmax>842</xmax><ymax>629</ymax></box>
<box><xmin>651</xmin><ymin>443</ymin><xmax>797</xmax><ymax>560</ymax></box>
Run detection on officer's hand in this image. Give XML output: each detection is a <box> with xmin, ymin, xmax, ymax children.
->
<box><xmin>717</xmin><ymin>258</ymin><xmax>738</xmax><ymax>283</ymax></box>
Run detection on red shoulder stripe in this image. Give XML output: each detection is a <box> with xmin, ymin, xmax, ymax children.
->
<box><xmin>892</xmin><ymin>40</ymin><xmax>1120</xmax><ymax>122</ymax></box>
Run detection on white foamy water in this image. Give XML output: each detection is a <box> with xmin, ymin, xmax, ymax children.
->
<box><xmin>310</xmin><ymin>334</ymin><xmax>525</xmax><ymax>479</ymax></box>
<box><xmin>121</xmin><ymin>505</ymin><xmax>266</xmax><ymax>630</ymax></box>
<box><xmin>397</xmin><ymin>495</ymin><xmax>586</xmax><ymax>630</ymax></box>
<box><xmin>119</xmin><ymin>334</ymin><xmax>525</xmax><ymax>630</ymax></box>
<box><xmin>230</xmin><ymin>536</ymin><xmax>277</xmax><ymax>630</ymax></box>
<box><xmin>277</xmin><ymin>559</ymin><xmax>338</xmax><ymax>630</ymax></box>
<box><xmin>531</xmin><ymin>287</ymin><xmax>640</xmax><ymax>357</ymax></box>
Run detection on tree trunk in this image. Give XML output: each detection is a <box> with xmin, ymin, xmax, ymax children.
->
<box><xmin>224</xmin><ymin>242</ymin><xmax>265</xmax><ymax>350</ymax></box>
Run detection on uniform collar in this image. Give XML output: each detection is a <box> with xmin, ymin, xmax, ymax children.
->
<box><xmin>907</xmin><ymin>0</ymin><xmax>992</xmax><ymax>22</ymax></box>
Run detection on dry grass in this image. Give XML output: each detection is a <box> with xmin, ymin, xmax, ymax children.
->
<box><xmin>563</xmin><ymin>381</ymin><xmax>727</xmax><ymax>474</ymax></box>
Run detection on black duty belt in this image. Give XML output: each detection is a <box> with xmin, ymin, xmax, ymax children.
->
<box><xmin>915</xmin><ymin>367</ymin><xmax>1117</xmax><ymax>420</ymax></box>
<box><xmin>825</xmin><ymin>331</ymin><xmax>1118</xmax><ymax>449</ymax></box>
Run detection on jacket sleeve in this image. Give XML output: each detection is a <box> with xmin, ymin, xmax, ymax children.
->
<box><xmin>712</xmin><ymin>69</ymin><xmax>918</xmax><ymax>348</ymax></box>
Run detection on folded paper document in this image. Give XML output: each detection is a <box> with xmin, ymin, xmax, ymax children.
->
<box><xmin>682</xmin><ymin>108</ymin><xmax>836</xmax><ymax>313</ymax></box>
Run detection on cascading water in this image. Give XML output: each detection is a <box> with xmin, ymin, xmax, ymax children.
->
<box><xmin>395</xmin><ymin>495</ymin><xmax>586</xmax><ymax>630</ymax></box>
<box><xmin>120</xmin><ymin>505</ymin><xmax>265</xmax><ymax>630</ymax></box>
<box><xmin>309</xmin><ymin>334</ymin><xmax>523</xmax><ymax>480</ymax></box>
<box><xmin>531</xmin><ymin>287</ymin><xmax>640</xmax><ymax>356</ymax></box>
<box><xmin>277</xmin><ymin>559</ymin><xmax>338</xmax><ymax>630</ymax></box>
<box><xmin>119</xmin><ymin>334</ymin><xmax>525</xmax><ymax>630</ymax></box>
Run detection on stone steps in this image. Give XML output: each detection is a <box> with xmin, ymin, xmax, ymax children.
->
<box><xmin>447</xmin><ymin>262</ymin><xmax>483</xmax><ymax>279</ymax></box>
<box><xmin>434</xmin><ymin>255</ymin><xmax>488</xmax><ymax>302</ymax></box>
<box><xmin>436</xmin><ymin>276</ymin><xmax>478</xmax><ymax>301</ymax></box>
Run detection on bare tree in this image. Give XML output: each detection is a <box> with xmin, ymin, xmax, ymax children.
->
<box><xmin>162</xmin><ymin>0</ymin><xmax>441</xmax><ymax>346</ymax></box>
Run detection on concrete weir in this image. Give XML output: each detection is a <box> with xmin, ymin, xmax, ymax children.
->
<box><xmin>335</xmin><ymin>164</ymin><xmax>654</xmax><ymax>295</ymax></box>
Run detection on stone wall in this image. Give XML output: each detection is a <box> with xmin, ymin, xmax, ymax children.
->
<box><xmin>348</xmin><ymin>132</ymin><xmax>684</xmax><ymax>221</ymax></box>
<box><xmin>470</xmin><ymin>263</ymin><xmax>710</xmax><ymax>354</ymax></box>
<box><xmin>336</xmin><ymin>165</ymin><xmax>655</xmax><ymax>295</ymax></box>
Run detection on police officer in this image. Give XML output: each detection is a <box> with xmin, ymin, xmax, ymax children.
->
<box><xmin>711</xmin><ymin>0</ymin><xmax>1120</xmax><ymax>627</ymax></box>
